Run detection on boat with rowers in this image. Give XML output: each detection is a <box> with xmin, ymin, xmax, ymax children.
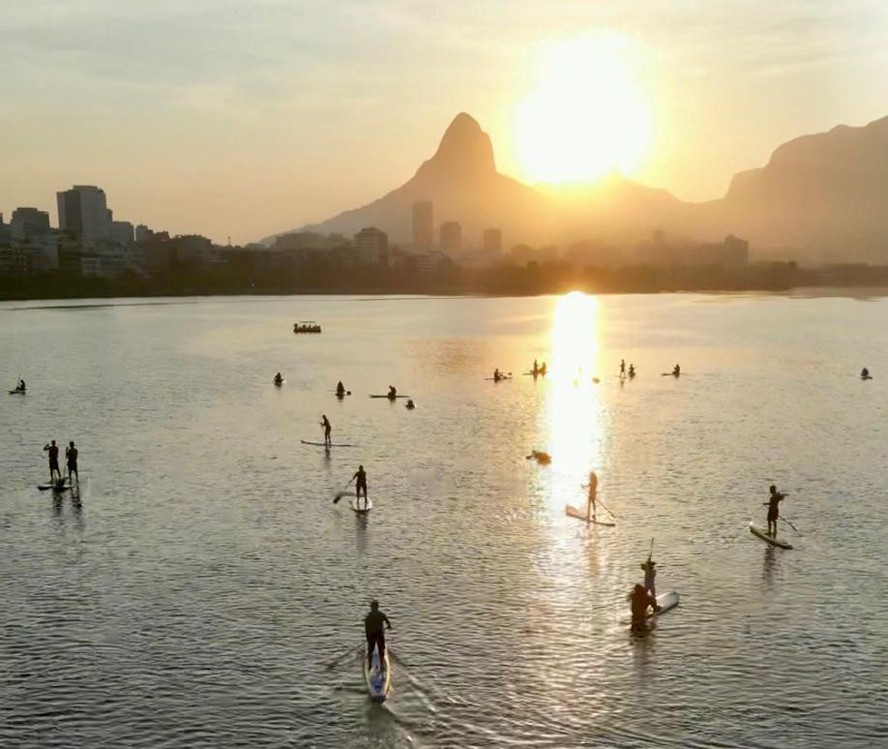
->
<box><xmin>293</xmin><ymin>320</ymin><xmax>322</xmax><ymax>334</ymax></box>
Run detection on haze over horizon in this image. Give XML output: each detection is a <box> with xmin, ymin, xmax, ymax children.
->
<box><xmin>4</xmin><ymin>1</ymin><xmax>888</xmax><ymax>244</ymax></box>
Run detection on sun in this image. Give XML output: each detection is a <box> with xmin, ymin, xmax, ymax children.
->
<box><xmin>514</xmin><ymin>34</ymin><xmax>652</xmax><ymax>185</ymax></box>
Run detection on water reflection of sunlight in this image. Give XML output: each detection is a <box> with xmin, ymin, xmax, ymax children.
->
<box><xmin>547</xmin><ymin>292</ymin><xmax>604</xmax><ymax>506</ymax></box>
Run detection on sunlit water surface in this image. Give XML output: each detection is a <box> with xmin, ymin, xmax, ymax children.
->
<box><xmin>2</xmin><ymin>293</ymin><xmax>886</xmax><ymax>748</ymax></box>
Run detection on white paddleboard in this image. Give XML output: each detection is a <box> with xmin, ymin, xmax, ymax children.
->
<box><xmin>363</xmin><ymin>648</ymin><xmax>392</xmax><ymax>703</ymax></box>
<box><xmin>300</xmin><ymin>440</ymin><xmax>354</xmax><ymax>447</ymax></box>
<box><xmin>38</xmin><ymin>480</ymin><xmax>70</xmax><ymax>492</ymax></box>
<box><xmin>645</xmin><ymin>591</ymin><xmax>680</xmax><ymax>619</ymax></box>
<box><xmin>350</xmin><ymin>498</ymin><xmax>373</xmax><ymax>513</ymax></box>
<box><xmin>748</xmin><ymin>522</ymin><xmax>793</xmax><ymax>549</ymax></box>
<box><xmin>565</xmin><ymin>504</ymin><xmax>615</xmax><ymax>527</ymax></box>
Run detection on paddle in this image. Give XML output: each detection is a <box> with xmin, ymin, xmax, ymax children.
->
<box><xmin>596</xmin><ymin>497</ymin><xmax>617</xmax><ymax>519</ymax></box>
<box><xmin>324</xmin><ymin>642</ymin><xmax>362</xmax><ymax>671</ymax></box>
<box><xmin>333</xmin><ymin>476</ymin><xmax>356</xmax><ymax>504</ymax></box>
<box><xmin>780</xmin><ymin>516</ymin><xmax>801</xmax><ymax>534</ymax></box>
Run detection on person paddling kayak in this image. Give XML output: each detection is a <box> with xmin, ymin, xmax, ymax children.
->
<box><xmin>364</xmin><ymin>600</ymin><xmax>392</xmax><ymax>670</ymax></box>
<box><xmin>861</xmin><ymin>367</ymin><xmax>870</xmax><ymax>379</ymax></box>
<box><xmin>274</xmin><ymin>372</ymin><xmax>283</xmax><ymax>386</ymax></box>
<box><xmin>336</xmin><ymin>381</ymin><xmax>346</xmax><ymax>396</ymax></box>
<box><xmin>764</xmin><ymin>484</ymin><xmax>786</xmax><ymax>537</ymax></box>
<box><xmin>320</xmin><ymin>414</ymin><xmax>332</xmax><ymax>447</ymax></box>
<box><xmin>672</xmin><ymin>363</ymin><xmax>680</xmax><ymax>377</ymax></box>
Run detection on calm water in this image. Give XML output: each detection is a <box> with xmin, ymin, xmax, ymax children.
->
<box><xmin>2</xmin><ymin>293</ymin><xmax>886</xmax><ymax>748</ymax></box>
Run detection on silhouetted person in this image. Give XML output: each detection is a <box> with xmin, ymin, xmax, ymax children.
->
<box><xmin>764</xmin><ymin>484</ymin><xmax>785</xmax><ymax>537</ymax></box>
<box><xmin>673</xmin><ymin>363</ymin><xmax>680</xmax><ymax>377</ymax></box>
<box><xmin>387</xmin><ymin>385</ymin><xmax>397</xmax><ymax>400</ymax></box>
<box><xmin>583</xmin><ymin>470</ymin><xmax>598</xmax><ymax>521</ymax></box>
<box><xmin>66</xmin><ymin>441</ymin><xmax>79</xmax><ymax>485</ymax></box>
<box><xmin>353</xmin><ymin>465</ymin><xmax>368</xmax><ymax>508</ymax></box>
<box><xmin>405</xmin><ymin>399</ymin><xmax>415</xmax><ymax>410</ymax></box>
<box><xmin>493</xmin><ymin>368</ymin><xmax>502</xmax><ymax>382</ymax></box>
<box><xmin>17</xmin><ymin>379</ymin><xmax>26</xmax><ymax>393</ymax></box>
<box><xmin>364</xmin><ymin>600</ymin><xmax>392</xmax><ymax>670</ymax></box>
<box><xmin>861</xmin><ymin>367</ymin><xmax>870</xmax><ymax>379</ymax></box>
<box><xmin>641</xmin><ymin>556</ymin><xmax>660</xmax><ymax>610</ymax></box>
<box><xmin>620</xmin><ymin>359</ymin><xmax>626</xmax><ymax>377</ymax></box>
<box><xmin>628</xmin><ymin>364</ymin><xmax>636</xmax><ymax>378</ymax></box>
<box><xmin>533</xmin><ymin>359</ymin><xmax>540</xmax><ymax>375</ymax></box>
<box><xmin>336</xmin><ymin>381</ymin><xmax>346</xmax><ymax>396</ymax></box>
<box><xmin>43</xmin><ymin>440</ymin><xmax>62</xmax><ymax>482</ymax></box>
<box><xmin>320</xmin><ymin>414</ymin><xmax>332</xmax><ymax>447</ymax></box>
<box><xmin>274</xmin><ymin>372</ymin><xmax>283</xmax><ymax>386</ymax></box>
<box><xmin>629</xmin><ymin>584</ymin><xmax>657</xmax><ymax>627</ymax></box>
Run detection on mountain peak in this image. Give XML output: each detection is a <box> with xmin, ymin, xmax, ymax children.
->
<box><xmin>418</xmin><ymin>112</ymin><xmax>496</xmax><ymax>180</ymax></box>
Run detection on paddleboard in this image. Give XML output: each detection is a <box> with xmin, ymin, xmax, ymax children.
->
<box><xmin>363</xmin><ymin>648</ymin><xmax>392</xmax><ymax>703</ymax></box>
<box><xmin>369</xmin><ymin>394</ymin><xmax>410</xmax><ymax>399</ymax></box>
<box><xmin>644</xmin><ymin>591</ymin><xmax>680</xmax><ymax>619</ymax></box>
<box><xmin>748</xmin><ymin>522</ymin><xmax>793</xmax><ymax>549</ymax></box>
<box><xmin>350</xmin><ymin>498</ymin><xmax>373</xmax><ymax>513</ymax></box>
<box><xmin>565</xmin><ymin>504</ymin><xmax>615</xmax><ymax>526</ymax></box>
<box><xmin>300</xmin><ymin>440</ymin><xmax>354</xmax><ymax>447</ymax></box>
<box><xmin>38</xmin><ymin>480</ymin><xmax>70</xmax><ymax>492</ymax></box>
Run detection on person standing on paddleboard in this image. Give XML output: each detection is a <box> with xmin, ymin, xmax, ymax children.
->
<box><xmin>765</xmin><ymin>485</ymin><xmax>786</xmax><ymax>537</ymax></box>
<box><xmin>620</xmin><ymin>359</ymin><xmax>626</xmax><ymax>377</ymax></box>
<box><xmin>43</xmin><ymin>440</ymin><xmax>62</xmax><ymax>482</ymax></box>
<box><xmin>583</xmin><ymin>471</ymin><xmax>598</xmax><ymax>521</ymax></box>
<box><xmin>353</xmin><ymin>465</ymin><xmax>368</xmax><ymax>508</ymax></box>
<box><xmin>65</xmin><ymin>441</ymin><xmax>79</xmax><ymax>485</ymax></box>
<box><xmin>320</xmin><ymin>414</ymin><xmax>332</xmax><ymax>447</ymax></box>
<box><xmin>641</xmin><ymin>556</ymin><xmax>660</xmax><ymax>610</ymax></box>
<box><xmin>364</xmin><ymin>600</ymin><xmax>392</xmax><ymax>669</ymax></box>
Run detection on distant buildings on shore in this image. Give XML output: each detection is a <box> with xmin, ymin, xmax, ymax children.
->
<box><xmin>2</xmin><ymin>187</ymin><xmax>759</xmax><ymax>285</ymax></box>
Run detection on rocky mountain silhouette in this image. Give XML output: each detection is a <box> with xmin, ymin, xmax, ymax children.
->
<box><xmin>268</xmin><ymin>112</ymin><xmax>888</xmax><ymax>263</ymax></box>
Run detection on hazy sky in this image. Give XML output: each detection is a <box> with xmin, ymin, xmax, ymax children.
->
<box><xmin>3</xmin><ymin>1</ymin><xmax>887</xmax><ymax>244</ymax></box>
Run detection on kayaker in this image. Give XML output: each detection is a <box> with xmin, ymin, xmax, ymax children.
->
<box><xmin>43</xmin><ymin>439</ymin><xmax>62</xmax><ymax>482</ymax></box>
<box><xmin>641</xmin><ymin>555</ymin><xmax>660</xmax><ymax>610</ymax></box>
<box><xmin>336</xmin><ymin>381</ymin><xmax>346</xmax><ymax>396</ymax></box>
<box><xmin>540</xmin><ymin>362</ymin><xmax>547</xmax><ymax>376</ymax></box>
<box><xmin>364</xmin><ymin>600</ymin><xmax>392</xmax><ymax>670</ymax></box>
<box><xmin>66</xmin><ymin>441</ymin><xmax>79</xmax><ymax>485</ymax></box>
<box><xmin>673</xmin><ymin>363</ymin><xmax>680</xmax><ymax>377</ymax></box>
<box><xmin>629</xmin><ymin>583</ymin><xmax>657</xmax><ymax>627</ymax></box>
<box><xmin>493</xmin><ymin>368</ymin><xmax>502</xmax><ymax>382</ymax></box>
<box><xmin>533</xmin><ymin>359</ymin><xmax>540</xmax><ymax>375</ymax></box>
<box><xmin>320</xmin><ymin>414</ymin><xmax>332</xmax><ymax>447</ymax></box>
<box><xmin>861</xmin><ymin>367</ymin><xmax>870</xmax><ymax>379</ymax></box>
<box><xmin>405</xmin><ymin>399</ymin><xmax>415</xmax><ymax>410</ymax></box>
<box><xmin>18</xmin><ymin>379</ymin><xmax>26</xmax><ymax>393</ymax></box>
<box><xmin>620</xmin><ymin>359</ymin><xmax>626</xmax><ymax>377</ymax></box>
<box><xmin>274</xmin><ymin>372</ymin><xmax>283</xmax><ymax>385</ymax></box>
<box><xmin>628</xmin><ymin>364</ymin><xmax>636</xmax><ymax>378</ymax></box>
<box><xmin>353</xmin><ymin>465</ymin><xmax>368</xmax><ymax>508</ymax></box>
<box><xmin>764</xmin><ymin>484</ymin><xmax>786</xmax><ymax>537</ymax></box>
<box><xmin>387</xmin><ymin>385</ymin><xmax>397</xmax><ymax>400</ymax></box>
<box><xmin>583</xmin><ymin>470</ymin><xmax>598</xmax><ymax>521</ymax></box>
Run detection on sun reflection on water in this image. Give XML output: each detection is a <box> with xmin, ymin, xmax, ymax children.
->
<box><xmin>546</xmin><ymin>292</ymin><xmax>605</xmax><ymax>510</ymax></box>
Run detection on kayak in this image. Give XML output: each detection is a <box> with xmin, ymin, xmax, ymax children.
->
<box><xmin>485</xmin><ymin>377</ymin><xmax>513</xmax><ymax>382</ymax></box>
<box><xmin>301</xmin><ymin>439</ymin><xmax>350</xmax><ymax>447</ymax></box>
<box><xmin>364</xmin><ymin>647</ymin><xmax>392</xmax><ymax>703</ymax></box>
<box><xmin>565</xmin><ymin>504</ymin><xmax>615</xmax><ymax>527</ymax></box>
<box><xmin>351</xmin><ymin>498</ymin><xmax>373</xmax><ymax>513</ymax></box>
<box><xmin>369</xmin><ymin>394</ymin><xmax>410</xmax><ymax>399</ymax></box>
<box><xmin>9</xmin><ymin>389</ymin><xmax>26</xmax><ymax>395</ymax></box>
<box><xmin>748</xmin><ymin>522</ymin><xmax>793</xmax><ymax>549</ymax></box>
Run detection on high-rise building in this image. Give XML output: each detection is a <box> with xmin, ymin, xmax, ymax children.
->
<box><xmin>482</xmin><ymin>228</ymin><xmax>502</xmax><ymax>254</ymax></box>
<box><xmin>439</xmin><ymin>221</ymin><xmax>462</xmax><ymax>253</ymax></box>
<box><xmin>111</xmin><ymin>221</ymin><xmax>134</xmax><ymax>246</ymax></box>
<box><xmin>10</xmin><ymin>207</ymin><xmax>51</xmax><ymax>240</ymax></box>
<box><xmin>412</xmin><ymin>201</ymin><xmax>433</xmax><ymax>251</ymax></box>
<box><xmin>56</xmin><ymin>185</ymin><xmax>112</xmax><ymax>245</ymax></box>
<box><xmin>354</xmin><ymin>227</ymin><xmax>389</xmax><ymax>265</ymax></box>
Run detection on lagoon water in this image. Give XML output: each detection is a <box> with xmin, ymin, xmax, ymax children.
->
<box><xmin>1</xmin><ymin>293</ymin><xmax>886</xmax><ymax>748</ymax></box>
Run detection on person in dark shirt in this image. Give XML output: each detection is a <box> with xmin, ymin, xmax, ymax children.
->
<box><xmin>353</xmin><ymin>465</ymin><xmax>368</xmax><ymax>508</ymax></box>
<box><xmin>364</xmin><ymin>600</ymin><xmax>392</xmax><ymax>669</ymax></box>
<box><xmin>765</xmin><ymin>484</ymin><xmax>786</xmax><ymax>537</ymax></box>
<box><xmin>66</xmin><ymin>441</ymin><xmax>79</xmax><ymax>484</ymax></box>
<box><xmin>629</xmin><ymin>583</ymin><xmax>656</xmax><ymax>628</ymax></box>
<box><xmin>320</xmin><ymin>415</ymin><xmax>332</xmax><ymax>447</ymax></box>
<box><xmin>387</xmin><ymin>385</ymin><xmax>397</xmax><ymax>400</ymax></box>
<box><xmin>43</xmin><ymin>440</ymin><xmax>62</xmax><ymax>482</ymax></box>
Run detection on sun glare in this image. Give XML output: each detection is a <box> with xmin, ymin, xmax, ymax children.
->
<box><xmin>515</xmin><ymin>35</ymin><xmax>652</xmax><ymax>185</ymax></box>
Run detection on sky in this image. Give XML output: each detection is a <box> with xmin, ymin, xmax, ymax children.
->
<box><xmin>3</xmin><ymin>0</ymin><xmax>888</xmax><ymax>244</ymax></box>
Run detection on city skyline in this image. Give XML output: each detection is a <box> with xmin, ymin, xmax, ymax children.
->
<box><xmin>4</xmin><ymin>1</ymin><xmax>888</xmax><ymax>245</ymax></box>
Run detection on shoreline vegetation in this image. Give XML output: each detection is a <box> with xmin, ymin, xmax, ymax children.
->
<box><xmin>2</xmin><ymin>262</ymin><xmax>887</xmax><ymax>302</ymax></box>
